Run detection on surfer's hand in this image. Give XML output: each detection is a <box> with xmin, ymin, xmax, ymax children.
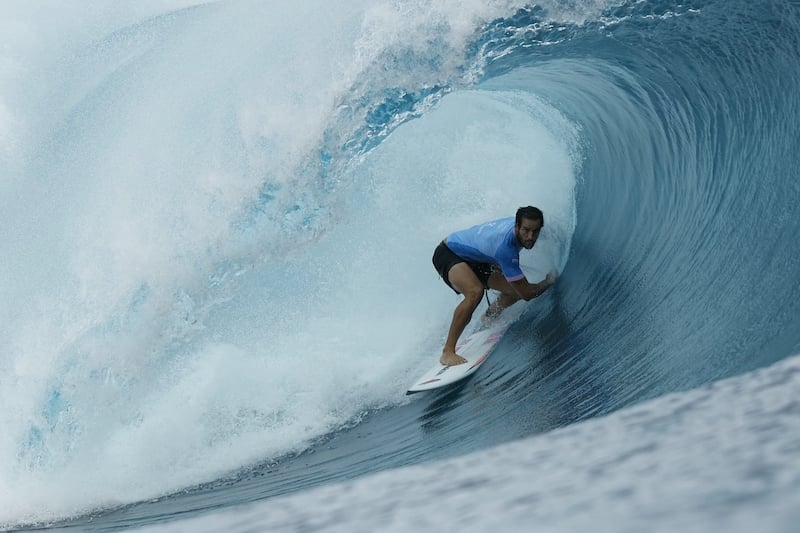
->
<box><xmin>545</xmin><ymin>271</ymin><xmax>557</xmax><ymax>286</ymax></box>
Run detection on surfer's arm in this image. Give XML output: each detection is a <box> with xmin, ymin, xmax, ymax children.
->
<box><xmin>509</xmin><ymin>272</ymin><xmax>556</xmax><ymax>301</ymax></box>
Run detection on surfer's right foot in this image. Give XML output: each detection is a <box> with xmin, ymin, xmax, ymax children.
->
<box><xmin>481</xmin><ymin>307</ymin><xmax>500</xmax><ymax>325</ymax></box>
<box><xmin>440</xmin><ymin>351</ymin><xmax>467</xmax><ymax>366</ymax></box>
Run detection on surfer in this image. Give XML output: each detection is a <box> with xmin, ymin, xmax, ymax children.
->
<box><xmin>432</xmin><ymin>206</ymin><xmax>556</xmax><ymax>366</ymax></box>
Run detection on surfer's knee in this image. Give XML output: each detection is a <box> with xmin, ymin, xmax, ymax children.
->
<box><xmin>462</xmin><ymin>288</ymin><xmax>484</xmax><ymax>308</ymax></box>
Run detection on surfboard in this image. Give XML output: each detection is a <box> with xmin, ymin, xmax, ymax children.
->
<box><xmin>406</xmin><ymin>319</ymin><xmax>510</xmax><ymax>394</ymax></box>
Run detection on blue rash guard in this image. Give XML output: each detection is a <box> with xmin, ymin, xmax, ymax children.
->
<box><xmin>446</xmin><ymin>217</ymin><xmax>525</xmax><ymax>282</ymax></box>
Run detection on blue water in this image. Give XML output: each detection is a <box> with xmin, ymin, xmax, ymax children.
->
<box><xmin>2</xmin><ymin>1</ymin><xmax>800</xmax><ymax>531</ymax></box>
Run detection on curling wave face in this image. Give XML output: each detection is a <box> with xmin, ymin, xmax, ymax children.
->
<box><xmin>2</xmin><ymin>0</ymin><xmax>800</xmax><ymax>529</ymax></box>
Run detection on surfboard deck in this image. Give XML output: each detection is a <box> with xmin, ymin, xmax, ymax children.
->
<box><xmin>406</xmin><ymin>319</ymin><xmax>510</xmax><ymax>394</ymax></box>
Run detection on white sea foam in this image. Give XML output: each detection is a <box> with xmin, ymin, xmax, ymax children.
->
<box><xmin>0</xmin><ymin>0</ymin><xmax>579</xmax><ymax>526</ymax></box>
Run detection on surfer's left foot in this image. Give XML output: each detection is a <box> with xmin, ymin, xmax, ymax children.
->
<box><xmin>440</xmin><ymin>351</ymin><xmax>467</xmax><ymax>366</ymax></box>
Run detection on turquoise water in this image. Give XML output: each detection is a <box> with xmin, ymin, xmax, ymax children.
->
<box><xmin>2</xmin><ymin>1</ymin><xmax>800</xmax><ymax>530</ymax></box>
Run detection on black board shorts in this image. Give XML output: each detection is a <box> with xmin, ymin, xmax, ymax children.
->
<box><xmin>432</xmin><ymin>240</ymin><xmax>494</xmax><ymax>294</ymax></box>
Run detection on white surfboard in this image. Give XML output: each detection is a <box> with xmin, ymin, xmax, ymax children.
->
<box><xmin>406</xmin><ymin>319</ymin><xmax>510</xmax><ymax>394</ymax></box>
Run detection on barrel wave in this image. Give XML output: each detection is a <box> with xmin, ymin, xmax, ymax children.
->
<box><xmin>1</xmin><ymin>1</ymin><xmax>800</xmax><ymax>531</ymax></box>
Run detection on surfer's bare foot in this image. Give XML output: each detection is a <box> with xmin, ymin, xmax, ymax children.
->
<box><xmin>440</xmin><ymin>351</ymin><xmax>467</xmax><ymax>366</ymax></box>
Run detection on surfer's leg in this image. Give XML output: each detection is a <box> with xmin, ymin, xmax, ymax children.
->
<box><xmin>441</xmin><ymin>263</ymin><xmax>484</xmax><ymax>366</ymax></box>
<box><xmin>485</xmin><ymin>271</ymin><xmax>521</xmax><ymax>317</ymax></box>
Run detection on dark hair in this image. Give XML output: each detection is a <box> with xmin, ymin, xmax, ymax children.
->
<box><xmin>515</xmin><ymin>206</ymin><xmax>544</xmax><ymax>227</ymax></box>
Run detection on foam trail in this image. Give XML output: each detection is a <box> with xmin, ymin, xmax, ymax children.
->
<box><xmin>140</xmin><ymin>354</ymin><xmax>800</xmax><ymax>533</ymax></box>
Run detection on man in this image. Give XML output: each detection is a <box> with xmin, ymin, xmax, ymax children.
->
<box><xmin>432</xmin><ymin>206</ymin><xmax>556</xmax><ymax>366</ymax></box>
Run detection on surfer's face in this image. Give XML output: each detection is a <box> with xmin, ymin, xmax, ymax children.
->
<box><xmin>515</xmin><ymin>218</ymin><xmax>541</xmax><ymax>249</ymax></box>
